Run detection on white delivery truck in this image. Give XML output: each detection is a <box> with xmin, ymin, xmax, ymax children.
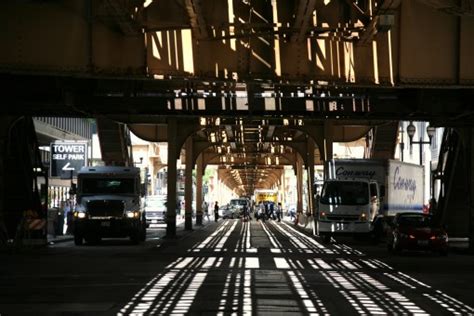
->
<box><xmin>72</xmin><ymin>166</ymin><xmax>146</xmax><ymax>245</ymax></box>
<box><xmin>317</xmin><ymin>159</ymin><xmax>424</xmax><ymax>242</ymax></box>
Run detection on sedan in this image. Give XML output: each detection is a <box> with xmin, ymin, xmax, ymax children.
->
<box><xmin>387</xmin><ymin>212</ymin><xmax>448</xmax><ymax>255</ymax></box>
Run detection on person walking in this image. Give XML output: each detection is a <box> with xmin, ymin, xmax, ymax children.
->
<box><xmin>276</xmin><ymin>202</ymin><xmax>282</xmax><ymax>222</ymax></box>
<box><xmin>214</xmin><ymin>201</ymin><xmax>219</xmax><ymax>222</ymax></box>
<box><xmin>203</xmin><ymin>200</ymin><xmax>210</xmax><ymax>221</ymax></box>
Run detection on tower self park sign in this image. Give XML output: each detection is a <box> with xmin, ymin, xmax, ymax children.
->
<box><xmin>50</xmin><ymin>142</ymin><xmax>88</xmax><ymax>178</ymax></box>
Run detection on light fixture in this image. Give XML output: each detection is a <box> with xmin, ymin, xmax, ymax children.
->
<box><xmin>426</xmin><ymin>124</ymin><xmax>436</xmax><ymax>140</ymax></box>
<box><xmin>407</xmin><ymin>121</ymin><xmax>416</xmax><ymax>143</ymax></box>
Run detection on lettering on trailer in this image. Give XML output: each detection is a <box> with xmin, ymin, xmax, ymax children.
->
<box><xmin>50</xmin><ymin>142</ymin><xmax>87</xmax><ymax>178</ymax></box>
<box><xmin>335</xmin><ymin>167</ymin><xmax>376</xmax><ymax>179</ymax></box>
<box><xmin>392</xmin><ymin>166</ymin><xmax>417</xmax><ymax>199</ymax></box>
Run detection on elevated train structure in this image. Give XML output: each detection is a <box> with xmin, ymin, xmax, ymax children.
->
<box><xmin>0</xmin><ymin>0</ymin><xmax>474</xmax><ymax>248</ymax></box>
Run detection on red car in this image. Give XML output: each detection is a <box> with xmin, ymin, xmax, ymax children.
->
<box><xmin>387</xmin><ymin>212</ymin><xmax>448</xmax><ymax>255</ymax></box>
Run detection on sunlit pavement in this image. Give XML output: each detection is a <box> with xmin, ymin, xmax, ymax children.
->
<box><xmin>119</xmin><ymin>220</ymin><xmax>474</xmax><ymax>315</ymax></box>
<box><xmin>1</xmin><ymin>218</ymin><xmax>473</xmax><ymax>315</ymax></box>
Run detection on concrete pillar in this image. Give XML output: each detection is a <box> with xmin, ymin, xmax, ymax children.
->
<box><xmin>184</xmin><ymin>137</ymin><xmax>193</xmax><ymax>230</ymax></box>
<box><xmin>196</xmin><ymin>153</ymin><xmax>203</xmax><ymax>225</ymax></box>
<box><xmin>296</xmin><ymin>155</ymin><xmax>303</xmax><ymax>215</ymax></box>
<box><xmin>166</xmin><ymin>119</ymin><xmax>178</xmax><ymax>237</ymax></box>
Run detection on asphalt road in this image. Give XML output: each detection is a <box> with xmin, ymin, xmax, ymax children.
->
<box><xmin>1</xmin><ymin>219</ymin><xmax>473</xmax><ymax>315</ymax></box>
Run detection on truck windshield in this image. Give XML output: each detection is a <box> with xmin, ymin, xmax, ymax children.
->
<box><xmin>320</xmin><ymin>181</ymin><xmax>369</xmax><ymax>205</ymax></box>
<box><xmin>230</xmin><ymin>199</ymin><xmax>247</xmax><ymax>206</ymax></box>
<box><xmin>81</xmin><ymin>178</ymin><xmax>135</xmax><ymax>195</ymax></box>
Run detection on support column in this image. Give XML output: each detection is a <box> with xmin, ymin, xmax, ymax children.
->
<box><xmin>296</xmin><ymin>154</ymin><xmax>304</xmax><ymax>218</ymax></box>
<box><xmin>323</xmin><ymin>120</ymin><xmax>334</xmax><ymax>179</ymax></box>
<box><xmin>307</xmin><ymin>138</ymin><xmax>316</xmax><ymax>235</ymax></box>
<box><xmin>166</xmin><ymin>119</ymin><xmax>178</xmax><ymax>237</ymax></box>
<box><xmin>196</xmin><ymin>153</ymin><xmax>204</xmax><ymax>225</ymax></box>
<box><xmin>184</xmin><ymin>137</ymin><xmax>193</xmax><ymax>230</ymax></box>
<box><xmin>468</xmin><ymin>127</ymin><xmax>474</xmax><ymax>252</ymax></box>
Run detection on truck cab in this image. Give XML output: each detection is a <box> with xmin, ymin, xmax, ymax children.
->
<box><xmin>73</xmin><ymin>166</ymin><xmax>146</xmax><ymax>245</ymax></box>
<box><xmin>317</xmin><ymin>178</ymin><xmax>382</xmax><ymax>242</ymax></box>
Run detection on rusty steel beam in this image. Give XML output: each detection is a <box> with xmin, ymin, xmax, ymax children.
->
<box><xmin>184</xmin><ymin>0</ymin><xmax>209</xmax><ymax>40</ymax></box>
<box><xmin>291</xmin><ymin>0</ymin><xmax>317</xmax><ymax>42</ymax></box>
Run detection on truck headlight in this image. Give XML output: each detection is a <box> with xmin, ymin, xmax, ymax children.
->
<box><xmin>359</xmin><ymin>212</ymin><xmax>367</xmax><ymax>221</ymax></box>
<box><xmin>74</xmin><ymin>212</ymin><xmax>87</xmax><ymax>219</ymax></box>
<box><xmin>126</xmin><ymin>211</ymin><xmax>140</xmax><ymax>218</ymax></box>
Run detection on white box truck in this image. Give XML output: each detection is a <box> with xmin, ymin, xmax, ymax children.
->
<box><xmin>72</xmin><ymin>166</ymin><xmax>146</xmax><ymax>245</ymax></box>
<box><xmin>317</xmin><ymin>159</ymin><xmax>424</xmax><ymax>242</ymax></box>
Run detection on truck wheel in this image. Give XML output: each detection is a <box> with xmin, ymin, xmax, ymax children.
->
<box><xmin>140</xmin><ymin>226</ymin><xmax>146</xmax><ymax>242</ymax></box>
<box><xmin>74</xmin><ymin>233</ymin><xmax>83</xmax><ymax>246</ymax></box>
<box><xmin>130</xmin><ymin>231</ymin><xmax>140</xmax><ymax>244</ymax></box>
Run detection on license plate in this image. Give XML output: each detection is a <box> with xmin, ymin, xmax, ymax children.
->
<box><xmin>101</xmin><ymin>221</ymin><xmax>110</xmax><ymax>227</ymax></box>
<box><xmin>151</xmin><ymin>220</ymin><xmax>158</xmax><ymax>224</ymax></box>
<box><xmin>418</xmin><ymin>240</ymin><xmax>428</xmax><ymax>245</ymax></box>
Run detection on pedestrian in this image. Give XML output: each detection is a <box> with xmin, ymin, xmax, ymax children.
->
<box><xmin>203</xmin><ymin>200</ymin><xmax>210</xmax><ymax>221</ymax></box>
<box><xmin>214</xmin><ymin>201</ymin><xmax>219</xmax><ymax>222</ymax></box>
<box><xmin>276</xmin><ymin>202</ymin><xmax>282</xmax><ymax>222</ymax></box>
<box><xmin>258</xmin><ymin>202</ymin><xmax>265</xmax><ymax>222</ymax></box>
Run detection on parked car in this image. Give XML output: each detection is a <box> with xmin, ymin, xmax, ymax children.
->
<box><xmin>387</xmin><ymin>212</ymin><xmax>448</xmax><ymax>255</ymax></box>
<box><xmin>144</xmin><ymin>195</ymin><xmax>167</xmax><ymax>226</ymax></box>
<box><xmin>218</xmin><ymin>204</ymin><xmax>238</xmax><ymax>219</ymax></box>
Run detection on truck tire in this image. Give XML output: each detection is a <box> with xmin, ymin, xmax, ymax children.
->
<box><xmin>130</xmin><ymin>230</ymin><xmax>140</xmax><ymax>244</ymax></box>
<box><xmin>74</xmin><ymin>233</ymin><xmax>83</xmax><ymax>246</ymax></box>
<box><xmin>140</xmin><ymin>225</ymin><xmax>146</xmax><ymax>242</ymax></box>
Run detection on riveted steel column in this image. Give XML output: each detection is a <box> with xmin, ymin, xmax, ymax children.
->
<box><xmin>196</xmin><ymin>153</ymin><xmax>204</xmax><ymax>225</ymax></box>
<box><xmin>166</xmin><ymin>119</ymin><xmax>178</xmax><ymax>237</ymax></box>
<box><xmin>296</xmin><ymin>154</ymin><xmax>304</xmax><ymax>217</ymax></box>
<box><xmin>184</xmin><ymin>137</ymin><xmax>193</xmax><ymax>230</ymax></box>
<box><xmin>307</xmin><ymin>137</ymin><xmax>316</xmax><ymax>235</ymax></box>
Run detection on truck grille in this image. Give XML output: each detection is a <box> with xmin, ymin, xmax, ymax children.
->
<box><xmin>326</xmin><ymin>215</ymin><xmax>360</xmax><ymax>221</ymax></box>
<box><xmin>87</xmin><ymin>200</ymin><xmax>124</xmax><ymax>217</ymax></box>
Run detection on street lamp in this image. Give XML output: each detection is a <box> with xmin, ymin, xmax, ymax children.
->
<box><xmin>406</xmin><ymin>121</ymin><xmax>435</xmax><ymax>166</ymax></box>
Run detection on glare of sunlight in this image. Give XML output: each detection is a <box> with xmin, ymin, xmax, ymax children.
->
<box><xmin>271</xmin><ymin>0</ymin><xmax>281</xmax><ymax>76</ymax></box>
<box><xmin>287</xmin><ymin>271</ymin><xmax>319</xmax><ymax>313</ymax></box>
<box><xmin>372</xmin><ymin>40</ymin><xmax>379</xmax><ymax>84</ymax></box>
<box><xmin>388</xmin><ymin>30</ymin><xmax>394</xmax><ymax>85</ymax></box>
<box><xmin>265</xmin><ymin>98</ymin><xmax>276</xmax><ymax>111</ymax></box>
<box><xmin>317</xmin><ymin>39</ymin><xmax>326</xmax><ymax>70</ymax></box>
<box><xmin>343</xmin><ymin>43</ymin><xmax>355</xmax><ymax>82</ymax></box>
<box><xmin>227</xmin><ymin>0</ymin><xmax>236</xmax><ymax>51</ymax></box>
<box><xmin>245</xmin><ymin>257</ymin><xmax>260</xmax><ymax>269</ymax></box>
<box><xmin>274</xmin><ymin>257</ymin><xmax>290</xmax><ymax>269</ymax></box>
<box><xmin>338</xmin><ymin>259</ymin><xmax>358</xmax><ymax>270</ymax></box>
<box><xmin>171</xmin><ymin>272</ymin><xmax>207</xmax><ymax>314</ymax></box>
<box><xmin>306</xmin><ymin>100</ymin><xmax>314</xmax><ymax>111</ymax></box>
<box><xmin>397</xmin><ymin>272</ymin><xmax>431</xmax><ymax>289</ymax></box>
<box><xmin>143</xmin><ymin>0</ymin><xmax>153</xmax><ymax>8</ymax></box>
<box><xmin>383</xmin><ymin>273</ymin><xmax>417</xmax><ymax>289</ymax></box>
<box><xmin>152</xmin><ymin>32</ymin><xmax>163</xmax><ymax>60</ymax></box>
<box><xmin>181</xmin><ymin>29</ymin><xmax>194</xmax><ymax>74</ymax></box>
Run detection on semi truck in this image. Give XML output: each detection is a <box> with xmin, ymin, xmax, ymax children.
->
<box><xmin>317</xmin><ymin>159</ymin><xmax>424</xmax><ymax>242</ymax></box>
<box><xmin>72</xmin><ymin>166</ymin><xmax>147</xmax><ymax>245</ymax></box>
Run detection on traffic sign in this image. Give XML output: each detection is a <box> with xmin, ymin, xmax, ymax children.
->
<box><xmin>50</xmin><ymin>142</ymin><xmax>88</xmax><ymax>178</ymax></box>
